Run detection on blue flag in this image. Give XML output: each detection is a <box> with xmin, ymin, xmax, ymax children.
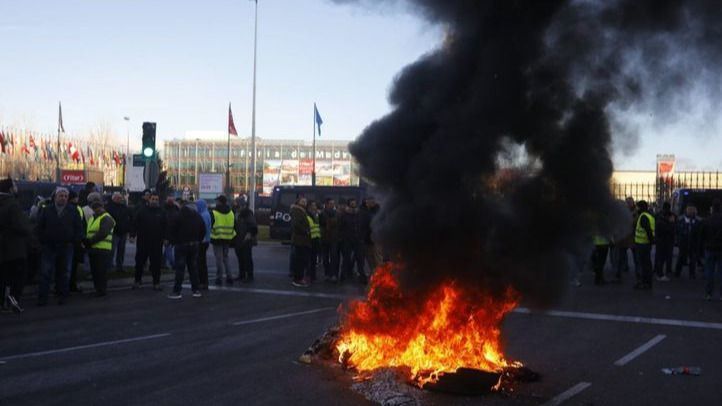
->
<box><xmin>314</xmin><ymin>103</ymin><xmax>323</xmax><ymax>135</ymax></box>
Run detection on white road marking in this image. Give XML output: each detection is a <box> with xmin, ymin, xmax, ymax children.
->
<box><xmin>614</xmin><ymin>334</ymin><xmax>667</xmax><ymax>366</ymax></box>
<box><xmin>543</xmin><ymin>382</ymin><xmax>592</xmax><ymax>406</ymax></box>
<box><xmin>186</xmin><ymin>284</ymin><xmax>353</xmax><ymax>300</ymax></box>
<box><xmin>0</xmin><ymin>333</ymin><xmax>172</xmax><ymax>362</ymax></box>
<box><xmin>231</xmin><ymin>307</ymin><xmax>336</xmax><ymax>326</ymax></box>
<box><xmin>514</xmin><ymin>307</ymin><xmax>722</xmax><ymax>331</ymax></box>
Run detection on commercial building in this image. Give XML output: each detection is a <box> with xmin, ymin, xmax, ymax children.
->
<box><xmin>163</xmin><ymin>136</ymin><xmax>359</xmax><ymax>195</ymax></box>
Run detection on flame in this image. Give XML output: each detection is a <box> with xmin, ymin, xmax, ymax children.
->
<box><xmin>336</xmin><ymin>262</ymin><xmax>520</xmax><ymax>387</ymax></box>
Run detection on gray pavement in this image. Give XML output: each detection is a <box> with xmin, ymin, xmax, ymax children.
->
<box><xmin>2</xmin><ymin>243</ymin><xmax>722</xmax><ymax>405</ymax></box>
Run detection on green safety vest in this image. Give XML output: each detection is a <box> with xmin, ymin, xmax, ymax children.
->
<box><xmin>211</xmin><ymin>210</ymin><xmax>237</xmax><ymax>240</ymax></box>
<box><xmin>307</xmin><ymin>215</ymin><xmax>321</xmax><ymax>240</ymax></box>
<box><xmin>593</xmin><ymin>235</ymin><xmax>609</xmax><ymax>246</ymax></box>
<box><xmin>87</xmin><ymin>212</ymin><xmax>114</xmax><ymax>251</ymax></box>
<box><xmin>634</xmin><ymin>212</ymin><xmax>655</xmax><ymax>244</ymax></box>
<box><xmin>77</xmin><ymin>205</ymin><xmax>84</xmax><ymax>220</ymax></box>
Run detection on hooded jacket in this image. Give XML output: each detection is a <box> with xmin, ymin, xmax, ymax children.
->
<box><xmin>0</xmin><ymin>193</ymin><xmax>34</xmax><ymax>262</ymax></box>
<box><xmin>210</xmin><ymin>202</ymin><xmax>233</xmax><ymax>244</ymax></box>
<box><xmin>196</xmin><ymin>200</ymin><xmax>212</xmax><ymax>243</ymax></box>
<box><xmin>169</xmin><ymin>205</ymin><xmax>206</xmax><ymax>245</ymax></box>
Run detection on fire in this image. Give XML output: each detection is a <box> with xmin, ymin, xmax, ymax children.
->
<box><xmin>336</xmin><ymin>263</ymin><xmax>520</xmax><ymax>387</ymax></box>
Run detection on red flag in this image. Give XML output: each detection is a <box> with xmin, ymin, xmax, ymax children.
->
<box><xmin>0</xmin><ymin>131</ymin><xmax>5</xmax><ymax>154</ymax></box>
<box><xmin>29</xmin><ymin>134</ymin><xmax>37</xmax><ymax>149</ymax></box>
<box><xmin>228</xmin><ymin>103</ymin><xmax>238</xmax><ymax>136</ymax></box>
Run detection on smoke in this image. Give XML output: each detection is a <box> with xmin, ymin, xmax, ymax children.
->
<box><xmin>338</xmin><ymin>0</ymin><xmax>722</xmax><ymax>306</ymax></box>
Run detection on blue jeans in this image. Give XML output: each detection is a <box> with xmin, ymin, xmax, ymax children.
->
<box><xmin>111</xmin><ymin>234</ymin><xmax>127</xmax><ymax>269</ymax></box>
<box><xmin>704</xmin><ymin>250</ymin><xmax>722</xmax><ymax>296</ymax></box>
<box><xmin>39</xmin><ymin>244</ymin><xmax>74</xmax><ymax>301</ymax></box>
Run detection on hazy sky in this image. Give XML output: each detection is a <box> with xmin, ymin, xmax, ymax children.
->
<box><xmin>1</xmin><ymin>0</ymin><xmax>720</xmax><ymax>170</ymax></box>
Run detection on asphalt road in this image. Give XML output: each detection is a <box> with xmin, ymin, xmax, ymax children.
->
<box><xmin>2</xmin><ymin>243</ymin><xmax>722</xmax><ymax>405</ymax></box>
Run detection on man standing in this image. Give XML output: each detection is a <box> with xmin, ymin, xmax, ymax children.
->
<box><xmin>210</xmin><ymin>195</ymin><xmax>236</xmax><ymax>285</ymax></box>
<box><xmin>591</xmin><ymin>235</ymin><xmax>610</xmax><ymax>285</ymax></box>
<box><xmin>701</xmin><ymin>200</ymin><xmax>722</xmax><ymax>301</ymax></box>
<box><xmin>319</xmin><ymin>198</ymin><xmax>340</xmax><ymax>283</ymax></box>
<box><xmin>167</xmin><ymin>201</ymin><xmax>206</xmax><ymax>299</ymax></box>
<box><xmin>84</xmin><ymin>200</ymin><xmax>116</xmax><ymax>297</ymax></box>
<box><xmin>654</xmin><ymin>202</ymin><xmax>676</xmax><ymax>282</ymax></box>
<box><xmin>359</xmin><ymin>197</ymin><xmax>382</xmax><ymax>275</ymax></box>
<box><xmin>613</xmin><ymin>197</ymin><xmax>636</xmax><ymax>280</ymax></box>
<box><xmin>195</xmin><ymin>199</ymin><xmax>212</xmax><ymax>290</ymax></box>
<box><xmin>675</xmin><ymin>204</ymin><xmax>702</xmax><ymax>279</ymax></box>
<box><xmin>633</xmin><ymin>200</ymin><xmax>655</xmax><ymax>290</ymax></box>
<box><xmin>106</xmin><ymin>192</ymin><xmax>132</xmax><ymax>273</ymax></box>
<box><xmin>339</xmin><ymin>198</ymin><xmax>365</xmax><ymax>284</ymax></box>
<box><xmin>132</xmin><ymin>193</ymin><xmax>166</xmax><ymax>290</ymax></box>
<box><xmin>290</xmin><ymin>197</ymin><xmax>311</xmax><ymax>287</ymax></box>
<box><xmin>0</xmin><ymin>177</ymin><xmax>33</xmax><ymax>313</ymax></box>
<box><xmin>234</xmin><ymin>201</ymin><xmax>258</xmax><ymax>283</ymax></box>
<box><xmin>68</xmin><ymin>190</ymin><xmax>86</xmax><ymax>293</ymax></box>
<box><xmin>36</xmin><ymin>187</ymin><xmax>82</xmax><ymax>305</ymax></box>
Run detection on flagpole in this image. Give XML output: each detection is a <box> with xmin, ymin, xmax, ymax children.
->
<box><xmin>312</xmin><ymin>104</ymin><xmax>316</xmax><ymax>187</ymax></box>
<box><xmin>249</xmin><ymin>0</ymin><xmax>259</xmax><ymax>212</ymax></box>
<box><xmin>56</xmin><ymin>102</ymin><xmax>61</xmax><ymax>183</ymax></box>
<box><xmin>226</xmin><ymin>104</ymin><xmax>232</xmax><ymax>196</ymax></box>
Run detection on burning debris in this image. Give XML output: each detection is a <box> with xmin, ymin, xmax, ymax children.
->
<box><xmin>309</xmin><ymin>0</ymin><xmax>722</xmax><ymax>402</ymax></box>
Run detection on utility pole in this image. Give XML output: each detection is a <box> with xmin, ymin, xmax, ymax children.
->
<box><xmin>249</xmin><ymin>0</ymin><xmax>259</xmax><ymax>211</ymax></box>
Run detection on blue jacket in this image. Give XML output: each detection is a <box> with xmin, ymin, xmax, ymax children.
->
<box><xmin>196</xmin><ymin>200</ymin><xmax>212</xmax><ymax>243</ymax></box>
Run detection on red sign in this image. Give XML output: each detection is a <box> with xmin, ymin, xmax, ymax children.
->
<box><xmin>61</xmin><ymin>170</ymin><xmax>86</xmax><ymax>185</ymax></box>
<box><xmin>299</xmin><ymin>159</ymin><xmax>314</xmax><ymax>175</ymax></box>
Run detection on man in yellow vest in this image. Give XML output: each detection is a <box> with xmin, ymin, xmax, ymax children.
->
<box><xmin>306</xmin><ymin>201</ymin><xmax>321</xmax><ymax>283</ymax></box>
<box><xmin>210</xmin><ymin>195</ymin><xmax>236</xmax><ymax>285</ymax></box>
<box><xmin>83</xmin><ymin>200</ymin><xmax>116</xmax><ymax>297</ymax></box>
<box><xmin>633</xmin><ymin>200</ymin><xmax>655</xmax><ymax>290</ymax></box>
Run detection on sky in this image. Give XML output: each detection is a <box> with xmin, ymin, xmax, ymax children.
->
<box><xmin>1</xmin><ymin>0</ymin><xmax>721</xmax><ymax>170</ymax></box>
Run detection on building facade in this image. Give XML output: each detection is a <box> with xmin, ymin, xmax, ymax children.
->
<box><xmin>163</xmin><ymin>137</ymin><xmax>360</xmax><ymax>195</ymax></box>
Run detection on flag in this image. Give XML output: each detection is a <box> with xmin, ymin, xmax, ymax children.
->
<box><xmin>0</xmin><ymin>130</ymin><xmax>5</xmax><ymax>154</ymax></box>
<box><xmin>113</xmin><ymin>150</ymin><xmax>121</xmax><ymax>166</ymax></box>
<box><xmin>228</xmin><ymin>103</ymin><xmax>238</xmax><ymax>136</ymax></box>
<box><xmin>80</xmin><ymin>147</ymin><xmax>85</xmax><ymax>164</ymax></box>
<box><xmin>69</xmin><ymin>142</ymin><xmax>80</xmax><ymax>162</ymax></box>
<box><xmin>58</xmin><ymin>102</ymin><xmax>65</xmax><ymax>133</ymax></box>
<box><xmin>88</xmin><ymin>145</ymin><xmax>94</xmax><ymax>165</ymax></box>
<box><xmin>29</xmin><ymin>134</ymin><xmax>37</xmax><ymax>150</ymax></box>
<box><xmin>314</xmin><ymin>103</ymin><xmax>323</xmax><ymax>135</ymax></box>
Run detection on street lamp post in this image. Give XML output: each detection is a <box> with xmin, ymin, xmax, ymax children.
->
<box><xmin>249</xmin><ymin>0</ymin><xmax>259</xmax><ymax>212</ymax></box>
<box><xmin>124</xmin><ymin>116</ymin><xmax>130</xmax><ymax>187</ymax></box>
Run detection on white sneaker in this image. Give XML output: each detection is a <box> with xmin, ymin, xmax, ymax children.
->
<box><xmin>167</xmin><ymin>293</ymin><xmax>182</xmax><ymax>300</ymax></box>
<box><xmin>192</xmin><ymin>291</ymin><xmax>202</xmax><ymax>298</ymax></box>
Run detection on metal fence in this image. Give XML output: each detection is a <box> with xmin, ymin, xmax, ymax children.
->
<box><xmin>611</xmin><ymin>171</ymin><xmax>722</xmax><ymax>203</ymax></box>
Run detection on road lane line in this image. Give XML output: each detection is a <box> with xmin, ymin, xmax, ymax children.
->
<box><xmin>543</xmin><ymin>382</ymin><xmax>592</xmax><ymax>406</ymax></box>
<box><xmin>232</xmin><ymin>307</ymin><xmax>336</xmax><ymax>326</ymax></box>
<box><xmin>614</xmin><ymin>334</ymin><xmax>666</xmax><ymax>366</ymax></box>
<box><xmin>186</xmin><ymin>284</ymin><xmax>354</xmax><ymax>300</ymax></box>
<box><xmin>514</xmin><ymin>307</ymin><xmax>722</xmax><ymax>331</ymax></box>
<box><xmin>0</xmin><ymin>333</ymin><xmax>172</xmax><ymax>362</ymax></box>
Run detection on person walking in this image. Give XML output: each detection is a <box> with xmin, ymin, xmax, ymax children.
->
<box><xmin>591</xmin><ymin>235</ymin><xmax>610</xmax><ymax>285</ymax></box>
<box><xmin>36</xmin><ymin>187</ymin><xmax>82</xmax><ymax>305</ymax></box>
<box><xmin>701</xmin><ymin>200</ymin><xmax>722</xmax><ymax>301</ymax></box>
<box><xmin>234</xmin><ymin>201</ymin><xmax>258</xmax><ymax>283</ymax></box>
<box><xmin>195</xmin><ymin>199</ymin><xmax>212</xmax><ymax>290</ymax></box>
<box><xmin>83</xmin><ymin>200</ymin><xmax>116</xmax><ymax>297</ymax></box>
<box><xmin>306</xmin><ymin>201</ymin><xmax>322</xmax><ymax>283</ymax></box>
<box><xmin>654</xmin><ymin>202</ymin><xmax>676</xmax><ymax>282</ymax></box>
<box><xmin>210</xmin><ymin>195</ymin><xmax>236</xmax><ymax>286</ymax></box>
<box><xmin>167</xmin><ymin>201</ymin><xmax>206</xmax><ymax>299</ymax></box>
<box><xmin>0</xmin><ymin>177</ymin><xmax>33</xmax><ymax>313</ymax></box>
<box><xmin>675</xmin><ymin>204</ymin><xmax>702</xmax><ymax>279</ymax></box>
<box><xmin>319</xmin><ymin>198</ymin><xmax>341</xmax><ymax>283</ymax></box>
<box><xmin>633</xmin><ymin>200</ymin><xmax>655</xmax><ymax>290</ymax></box>
<box><xmin>106</xmin><ymin>192</ymin><xmax>132</xmax><ymax>273</ymax></box>
<box><xmin>132</xmin><ymin>192</ymin><xmax>166</xmax><ymax>290</ymax></box>
<box><xmin>290</xmin><ymin>197</ymin><xmax>311</xmax><ymax>287</ymax></box>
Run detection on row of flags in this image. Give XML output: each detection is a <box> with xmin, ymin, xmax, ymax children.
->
<box><xmin>0</xmin><ymin>128</ymin><xmax>125</xmax><ymax>167</ymax></box>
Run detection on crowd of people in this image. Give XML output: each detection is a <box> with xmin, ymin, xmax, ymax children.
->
<box><xmin>590</xmin><ymin>197</ymin><xmax>722</xmax><ymax>300</ymax></box>
<box><xmin>0</xmin><ymin>177</ymin><xmax>258</xmax><ymax>313</ymax></box>
<box><xmin>287</xmin><ymin>195</ymin><xmax>381</xmax><ymax>287</ymax></box>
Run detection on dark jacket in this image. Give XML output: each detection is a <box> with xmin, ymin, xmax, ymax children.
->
<box><xmin>290</xmin><ymin>204</ymin><xmax>311</xmax><ymax>247</ymax></box>
<box><xmin>169</xmin><ymin>205</ymin><xmax>206</xmax><ymax>245</ymax></box>
<box><xmin>36</xmin><ymin>202</ymin><xmax>82</xmax><ymax>246</ymax></box>
<box><xmin>234</xmin><ymin>208</ymin><xmax>258</xmax><ymax>248</ymax></box>
<box><xmin>319</xmin><ymin>208</ymin><xmax>339</xmax><ymax>244</ymax></box>
<box><xmin>106</xmin><ymin>200</ymin><xmax>132</xmax><ymax>235</ymax></box>
<box><xmin>133</xmin><ymin>205</ymin><xmax>167</xmax><ymax>244</ymax></box>
<box><xmin>358</xmin><ymin>205</ymin><xmax>379</xmax><ymax>245</ymax></box>
<box><xmin>338</xmin><ymin>208</ymin><xmax>360</xmax><ymax>244</ymax></box>
<box><xmin>655</xmin><ymin>211</ymin><xmax>676</xmax><ymax>247</ymax></box>
<box><xmin>210</xmin><ymin>202</ymin><xmax>233</xmax><ymax>245</ymax></box>
<box><xmin>0</xmin><ymin>193</ymin><xmax>34</xmax><ymax>262</ymax></box>
<box><xmin>701</xmin><ymin>212</ymin><xmax>722</xmax><ymax>252</ymax></box>
<box><xmin>677</xmin><ymin>215</ymin><xmax>702</xmax><ymax>250</ymax></box>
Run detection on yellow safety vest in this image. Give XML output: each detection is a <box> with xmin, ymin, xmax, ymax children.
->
<box><xmin>211</xmin><ymin>210</ymin><xmax>236</xmax><ymax>240</ymax></box>
<box><xmin>593</xmin><ymin>235</ymin><xmax>609</xmax><ymax>246</ymax></box>
<box><xmin>308</xmin><ymin>215</ymin><xmax>321</xmax><ymax>240</ymax></box>
<box><xmin>87</xmin><ymin>212</ymin><xmax>114</xmax><ymax>250</ymax></box>
<box><xmin>634</xmin><ymin>212</ymin><xmax>655</xmax><ymax>244</ymax></box>
<box><xmin>77</xmin><ymin>205</ymin><xmax>84</xmax><ymax>220</ymax></box>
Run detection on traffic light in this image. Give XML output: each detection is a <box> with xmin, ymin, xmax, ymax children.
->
<box><xmin>142</xmin><ymin>122</ymin><xmax>156</xmax><ymax>158</ymax></box>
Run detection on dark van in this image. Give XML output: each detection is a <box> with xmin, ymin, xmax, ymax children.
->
<box><xmin>269</xmin><ymin>185</ymin><xmax>366</xmax><ymax>241</ymax></box>
<box><xmin>671</xmin><ymin>188</ymin><xmax>722</xmax><ymax>217</ymax></box>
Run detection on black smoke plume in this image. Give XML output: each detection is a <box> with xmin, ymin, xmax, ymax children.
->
<box><xmin>338</xmin><ymin>0</ymin><xmax>722</xmax><ymax>306</ymax></box>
